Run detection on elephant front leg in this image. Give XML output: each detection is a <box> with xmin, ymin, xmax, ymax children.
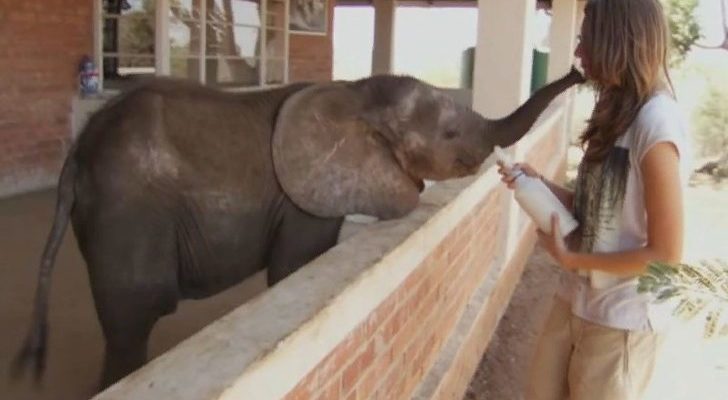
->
<box><xmin>265</xmin><ymin>204</ymin><xmax>343</xmax><ymax>286</ymax></box>
<box><xmin>100</xmin><ymin>324</ymin><xmax>153</xmax><ymax>389</ymax></box>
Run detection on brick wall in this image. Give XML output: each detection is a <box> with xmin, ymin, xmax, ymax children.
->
<box><xmin>0</xmin><ymin>0</ymin><xmax>93</xmax><ymax>197</ymax></box>
<box><xmin>283</xmin><ymin>189</ymin><xmax>504</xmax><ymax>400</ymax></box>
<box><xmin>426</xmin><ymin>230</ymin><xmax>538</xmax><ymax>399</ymax></box>
<box><xmin>288</xmin><ymin>0</ymin><xmax>335</xmax><ymax>82</ymax></box>
<box><xmin>424</xmin><ymin>128</ymin><xmax>568</xmax><ymax>400</ymax></box>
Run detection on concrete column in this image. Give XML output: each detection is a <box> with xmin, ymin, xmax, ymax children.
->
<box><xmin>577</xmin><ymin>0</ymin><xmax>586</xmax><ymax>27</ymax></box>
<box><xmin>548</xmin><ymin>0</ymin><xmax>581</xmax><ymax>154</ymax></box>
<box><xmin>93</xmin><ymin>0</ymin><xmax>103</xmax><ymax>90</ymax></box>
<box><xmin>472</xmin><ymin>0</ymin><xmax>536</xmax><ymax>118</ymax></box>
<box><xmin>473</xmin><ymin>0</ymin><xmax>536</xmax><ymax>262</ymax></box>
<box><xmin>155</xmin><ymin>0</ymin><xmax>171</xmax><ymax>76</ymax></box>
<box><xmin>547</xmin><ymin>0</ymin><xmax>579</xmax><ymax>81</ymax></box>
<box><xmin>371</xmin><ymin>0</ymin><xmax>396</xmax><ymax>75</ymax></box>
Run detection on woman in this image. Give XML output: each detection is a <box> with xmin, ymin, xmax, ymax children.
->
<box><xmin>498</xmin><ymin>1</ymin><xmax>692</xmax><ymax>399</ymax></box>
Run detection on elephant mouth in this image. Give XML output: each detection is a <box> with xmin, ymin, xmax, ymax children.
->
<box><xmin>455</xmin><ymin>157</ymin><xmax>481</xmax><ymax>176</ymax></box>
<box><xmin>409</xmin><ymin>173</ymin><xmax>425</xmax><ymax>192</ymax></box>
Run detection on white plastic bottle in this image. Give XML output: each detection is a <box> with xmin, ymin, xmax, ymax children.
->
<box><xmin>494</xmin><ymin>146</ymin><xmax>579</xmax><ymax>237</ymax></box>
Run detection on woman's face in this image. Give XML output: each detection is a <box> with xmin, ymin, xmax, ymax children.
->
<box><xmin>574</xmin><ymin>18</ymin><xmax>592</xmax><ymax>79</ymax></box>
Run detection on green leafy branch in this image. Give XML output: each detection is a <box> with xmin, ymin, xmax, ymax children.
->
<box><xmin>638</xmin><ymin>259</ymin><xmax>728</xmax><ymax>338</ymax></box>
<box><xmin>663</xmin><ymin>0</ymin><xmax>702</xmax><ymax>66</ymax></box>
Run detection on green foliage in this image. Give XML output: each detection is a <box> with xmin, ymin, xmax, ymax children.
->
<box><xmin>694</xmin><ymin>81</ymin><xmax>728</xmax><ymax>159</ymax></box>
<box><xmin>663</xmin><ymin>0</ymin><xmax>703</xmax><ymax>66</ymax></box>
<box><xmin>638</xmin><ymin>259</ymin><xmax>728</xmax><ymax>338</ymax></box>
<box><xmin>118</xmin><ymin>0</ymin><xmax>155</xmax><ymax>66</ymax></box>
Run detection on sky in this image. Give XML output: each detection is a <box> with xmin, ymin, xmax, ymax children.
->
<box><xmin>332</xmin><ymin>0</ymin><xmax>728</xmax><ymax>87</ymax></box>
<box><xmin>332</xmin><ymin>7</ymin><xmax>479</xmax><ymax>86</ymax></box>
<box><xmin>694</xmin><ymin>0</ymin><xmax>727</xmax><ymax>44</ymax></box>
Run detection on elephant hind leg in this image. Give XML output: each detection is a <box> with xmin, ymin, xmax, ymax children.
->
<box><xmin>76</xmin><ymin>207</ymin><xmax>179</xmax><ymax>390</ymax></box>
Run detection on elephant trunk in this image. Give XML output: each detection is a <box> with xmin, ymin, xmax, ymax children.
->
<box><xmin>490</xmin><ymin>66</ymin><xmax>585</xmax><ymax>148</ymax></box>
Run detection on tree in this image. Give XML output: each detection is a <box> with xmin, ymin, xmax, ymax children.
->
<box><xmin>103</xmin><ymin>0</ymin><xmax>155</xmax><ymax>79</ymax></box>
<box><xmin>664</xmin><ymin>0</ymin><xmax>703</xmax><ymax>66</ymax></box>
<box><xmin>663</xmin><ymin>0</ymin><xmax>728</xmax><ymax>177</ymax></box>
<box><xmin>169</xmin><ymin>0</ymin><xmax>259</xmax><ymax>85</ymax></box>
<box><xmin>694</xmin><ymin>83</ymin><xmax>728</xmax><ymax>170</ymax></box>
<box><xmin>696</xmin><ymin>92</ymin><xmax>728</xmax><ymax>150</ymax></box>
<box><xmin>119</xmin><ymin>0</ymin><xmax>155</xmax><ymax>60</ymax></box>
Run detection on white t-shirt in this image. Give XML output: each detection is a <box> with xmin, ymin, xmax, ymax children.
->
<box><xmin>558</xmin><ymin>92</ymin><xmax>693</xmax><ymax>332</ymax></box>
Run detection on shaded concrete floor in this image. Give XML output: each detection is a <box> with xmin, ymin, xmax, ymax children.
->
<box><xmin>0</xmin><ymin>189</ymin><xmax>268</xmax><ymax>400</ymax></box>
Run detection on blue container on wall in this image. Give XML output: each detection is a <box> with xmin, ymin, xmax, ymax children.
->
<box><xmin>79</xmin><ymin>55</ymin><xmax>100</xmax><ymax>96</ymax></box>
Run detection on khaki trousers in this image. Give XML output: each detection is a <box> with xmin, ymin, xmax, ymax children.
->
<box><xmin>526</xmin><ymin>297</ymin><xmax>664</xmax><ymax>400</ymax></box>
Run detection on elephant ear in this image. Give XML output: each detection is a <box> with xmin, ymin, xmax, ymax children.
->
<box><xmin>272</xmin><ymin>82</ymin><xmax>421</xmax><ymax>220</ymax></box>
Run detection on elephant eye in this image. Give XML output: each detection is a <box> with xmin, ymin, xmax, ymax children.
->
<box><xmin>443</xmin><ymin>130</ymin><xmax>459</xmax><ymax>140</ymax></box>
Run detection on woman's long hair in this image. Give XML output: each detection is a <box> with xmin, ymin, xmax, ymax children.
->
<box><xmin>580</xmin><ymin>0</ymin><xmax>674</xmax><ymax>162</ymax></box>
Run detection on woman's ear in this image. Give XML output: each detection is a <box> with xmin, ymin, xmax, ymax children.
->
<box><xmin>272</xmin><ymin>82</ymin><xmax>421</xmax><ymax>220</ymax></box>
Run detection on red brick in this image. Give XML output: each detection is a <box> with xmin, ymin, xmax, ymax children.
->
<box><xmin>364</xmin><ymin>293</ymin><xmax>397</xmax><ymax>336</ymax></box>
<box><xmin>0</xmin><ymin>0</ymin><xmax>92</xmax><ymax>193</ymax></box>
<box><xmin>315</xmin><ymin>376</ymin><xmax>342</xmax><ymax>400</ymax></box>
<box><xmin>359</xmin><ymin>339</ymin><xmax>377</xmax><ymax>371</ymax></box>
<box><xmin>341</xmin><ymin>339</ymin><xmax>376</xmax><ymax>392</ymax></box>
<box><xmin>373</xmin><ymin>361</ymin><xmax>405</xmax><ymax>399</ymax></box>
<box><xmin>353</xmin><ymin>367</ymin><xmax>380</xmax><ymax>400</ymax></box>
<box><xmin>285</xmin><ymin>379</ymin><xmax>315</xmax><ymax>400</ymax></box>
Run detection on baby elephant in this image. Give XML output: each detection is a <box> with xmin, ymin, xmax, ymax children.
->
<box><xmin>14</xmin><ymin>68</ymin><xmax>584</xmax><ymax>388</ymax></box>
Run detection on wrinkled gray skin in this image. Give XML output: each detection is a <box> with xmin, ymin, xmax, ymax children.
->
<box><xmin>14</xmin><ymin>67</ymin><xmax>583</xmax><ymax>389</ymax></box>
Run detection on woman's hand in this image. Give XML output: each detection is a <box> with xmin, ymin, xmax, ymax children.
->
<box><xmin>530</xmin><ymin>142</ymin><xmax>684</xmax><ymax>277</ymax></box>
<box><xmin>537</xmin><ymin>214</ymin><xmax>575</xmax><ymax>270</ymax></box>
<box><xmin>496</xmin><ymin>161</ymin><xmax>542</xmax><ymax>189</ymax></box>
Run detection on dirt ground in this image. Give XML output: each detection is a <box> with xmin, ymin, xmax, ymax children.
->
<box><xmin>465</xmin><ymin>175</ymin><xmax>728</xmax><ymax>400</ymax></box>
<box><xmin>464</xmin><ymin>248</ymin><xmax>561</xmax><ymax>400</ymax></box>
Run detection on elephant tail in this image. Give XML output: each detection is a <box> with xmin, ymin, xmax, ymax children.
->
<box><xmin>11</xmin><ymin>147</ymin><xmax>78</xmax><ymax>382</ymax></box>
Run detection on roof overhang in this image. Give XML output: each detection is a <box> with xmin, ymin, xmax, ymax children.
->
<box><xmin>335</xmin><ymin>0</ymin><xmax>553</xmax><ymax>8</ymax></box>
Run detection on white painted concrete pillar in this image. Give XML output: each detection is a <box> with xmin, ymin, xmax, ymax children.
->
<box><xmin>472</xmin><ymin>0</ymin><xmax>536</xmax><ymax>262</ymax></box>
<box><xmin>371</xmin><ymin>0</ymin><xmax>396</xmax><ymax>75</ymax></box>
<box><xmin>472</xmin><ymin>0</ymin><xmax>536</xmax><ymax>118</ymax></box>
<box><xmin>155</xmin><ymin>0</ymin><xmax>171</xmax><ymax>76</ymax></box>
<box><xmin>547</xmin><ymin>0</ymin><xmax>580</xmax><ymax>162</ymax></box>
<box><xmin>547</xmin><ymin>0</ymin><xmax>578</xmax><ymax>81</ymax></box>
<box><xmin>577</xmin><ymin>0</ymin><xmax>586</xmax><ymax>27</ymax></box>
<box><xmin>93</xmin><ymin>0</ymin><xmax>103</xmax><ymax>91</ymax></box>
